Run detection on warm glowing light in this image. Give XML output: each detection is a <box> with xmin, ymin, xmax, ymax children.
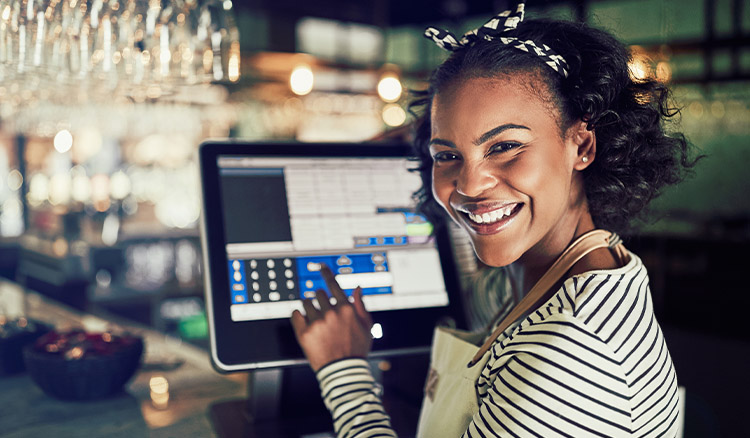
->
<box><xmin>223</xmin><ymin>0</ymin><xmax>233</xmax><ymax>10</ymax></box>
<box><xmin>203</xmin><ymin>49</ymin><xmax>213</xmax><ymax>72</ymax></box>
<box><xmin>110</xmin><ymin>171</ymin><xmax>131</xmax><ymax>200</ymax></box>
<box><xmin>655</xmin><ymin>61</ymin><xmax>672</xmax><ymax>83</ymax></box>
<box><xmin>90</xmin><ymin>174</ymin><xmax>110</xmax><ymax>202</ymax></box>
<box><xmin>154</xmin><ymin>190</ymin><xmax>200</xmax><ymax>229</ymax></box>
<box><xmin>94</xmin><ymin>198</ymin><xmax>111</xmax><ymax>212</ymax></box>
<box><xmin>149</xmin><ymin>375</ymin><xmax>170</xmax><ymax>409</ymax></box>
<box><xmin>71</xmin><ymin>174</ymin><xmax>92</xmax><ymax>202</ymax></box>
<box><xmin>65</xmin><ymin>346</ymin><xmax>84</xmax><ymax>359</ymax></box>
<box><xmin>628</xmin><ymin>48</ymin><xmax>651</xmax><ymax>81</ymax></box>
<box><xmin>290</xmin><ymin>65</ymin><xmax>314</xmax><ymax>96</ymax></box>
<box><xmin>228</xmin><ymin>41</ymin><xmax>240</xmax><ymax>82</ymax></box>
<box><xmin>689</xmin><ymin>101</ymin><xmax>704</xmax><ymax>118</ymax></box>
<box><xmin>382</xmin><ymin>104</ymin><xmax>406</xmax><ymax>127</ymax></box>
<box><xmin>101</xmin><ymin>213</ymin><xmax>119</xmax><ymax>246</ymax></box>
<box><xmin>146</xmin><ymin>85</ymin><xmax>162</xmax><ymax>99</ymax></box>
<box><xmin>151</xmin><ymin>391</ymin><xmax>170</xmax><ymax>409</ymax></box>
<box><xmin>28</xmin><ymin>173</ymin><xmax>49</xmax><ymax>205</ymax></box>
<box><xmin>7</xmin><ymin>169</ymin><xmax>22</xmax><ymax>191</ymax></box>
<box><xmin>2</xmin><ymin>199</ymin><xmax>21</xmax><ymax>218</ymax></box>
<box><xmin>150</xmin><ymin>376</ymin><xmax>169</xmax><ymax>394</ymax></box>
<box><xmin>54</xmin><ymin>129</ymin><xmax>73</xmax><ymax>153</ymax></box>
<box><xmin>53</xmin><ymin>237</ymin><xmax>69</xmax><ymax>257</ymax></box>
<box><xmin>377</xmin><ymin>74</ymin><xmax>402</xmax><ymax>103</ymax></box>
<box><xmin>628</xmin><ymin>60</ymin><xmax>649</xmax><ymax>81</ymax></box>
<box><xmin>49</xmin><ymin>173</ymin><xmax>72</xmax><ymax>205</ymax></box>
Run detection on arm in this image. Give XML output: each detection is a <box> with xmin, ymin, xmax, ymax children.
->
<box><xmin>291</xmin><ymin>265</ymin><xmax>398</xmax><ymax>437</ymax></box>
<box><xmin>317</xmin><ymin>358</ymin><xmax>397</xmax><ymax>437</ymax></box>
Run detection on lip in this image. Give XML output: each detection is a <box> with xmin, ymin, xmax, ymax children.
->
<box><xmin>453</xmin><ymin>202</ymin><xmax>523</xmax><ymax>235</ymax></box>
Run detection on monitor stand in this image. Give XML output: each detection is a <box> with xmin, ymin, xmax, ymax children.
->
<box><xmin>209</xmin><ymin>356</ymin><xmax>425</xmax><ymax>438</ymax></box>
<box><xmin>209</xmin><ymin>367</ymin><xmax>334</xmax><ymax>438</ymax></box>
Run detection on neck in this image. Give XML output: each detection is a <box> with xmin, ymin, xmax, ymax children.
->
<box><xmin>515</xmin><ymin>204</ymin><xmax>599</xmax><ymax>295</ymax></box>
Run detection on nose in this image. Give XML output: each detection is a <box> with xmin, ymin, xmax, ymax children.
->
<box><xmin>455</xmin><ymin>160</ymin><xmax>497</xmax><ymax>198</ymax></box>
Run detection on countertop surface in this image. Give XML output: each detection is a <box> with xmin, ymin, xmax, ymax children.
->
<box><xmin>0</xmin><ymin>281</ymin><xmax>249</xmax><ymax>438</ymax></box>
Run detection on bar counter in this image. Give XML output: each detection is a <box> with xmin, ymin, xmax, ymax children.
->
<box><xmin>0</xmin><ymin>280</ymin><xmax>248</xmax><ymax>438</ymax></box>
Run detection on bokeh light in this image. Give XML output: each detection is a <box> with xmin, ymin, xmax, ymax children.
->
<box><xmin>377</xmin><ymin>74</ymin><xmax>402</xmax><ymax>103</ymax></box>
<box><xmin>655</xmin><ymin>61</ymin><xmax>672</xmax><ymax>83</ymax></box>
<box><xmin>54</xmin><ymin>129</ymin><xmax>73</xmax><ymax>153</ymax></box>
<box><xmin>382</xmin><ymin>104</ymin><xmax>406</xmax><ymax>127</ymax></box>
<box><xmin>290</xmin><ymin>65</ymin><xmax>314</xmax><ymax>96</ymax></box>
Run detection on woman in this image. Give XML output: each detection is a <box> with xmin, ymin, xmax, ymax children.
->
<box><xmin>291</xmin><ymin>2</ymin><xmax>694</xmax><ymax>436</ymax></box>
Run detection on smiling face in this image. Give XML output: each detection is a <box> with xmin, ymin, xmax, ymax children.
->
<box><xmin>430</xmin><ymin>74</ymin><xmax>595</xmax><ymax>268</ymax></box>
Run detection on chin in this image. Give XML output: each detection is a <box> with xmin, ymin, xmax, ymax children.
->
<box><xmin>470</xmin><ymin>240</ymin><xmax>520</xmax><ymax>268</ymax></box>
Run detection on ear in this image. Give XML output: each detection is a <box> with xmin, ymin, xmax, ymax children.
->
<box><xmin>567</xmin><ymin>120</ymin><xmax>596</xmax><ymax>171</ymax></box>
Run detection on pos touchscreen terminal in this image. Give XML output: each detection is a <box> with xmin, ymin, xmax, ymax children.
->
<box><xmin>199</xmin><ymin>141</ymin><xmax>464</xmax><ymax>373</ymax></box>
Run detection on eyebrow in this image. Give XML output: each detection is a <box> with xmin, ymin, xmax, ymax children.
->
<box><xmin>428</xmin><ymin>138</ymin><xmax>457</xmax><ymax>148</ymax></box>
<box><xmin>473</xmin><ymin>123</ymin><xmax>530</xmax><ymax>146</ymax></box>
<box><xmin>429</xmin><ymin>123</ymin><xmax>530</xmax><ymax>149</ymax></box>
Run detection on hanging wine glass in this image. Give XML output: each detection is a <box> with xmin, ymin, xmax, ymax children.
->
<box><xmin>0</xmin><ymin>0</ymin><xmax>240</xmax><ymax>109</ymax></box>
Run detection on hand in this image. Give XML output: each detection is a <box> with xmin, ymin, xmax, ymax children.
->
<box><xmin>291</xmin><ymin>265</ymin><xmax>373</xmax><ymax>372</ymax></box>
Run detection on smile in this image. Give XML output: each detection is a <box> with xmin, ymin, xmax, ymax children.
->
<box><xmin>466</xmin><ymin>204</ymin><xmax>517</xmax><ymax>224</ymax></box>
<box><xmin>455</xmin><ymin>203</ymin><xmax>522</xmax><ymax>234</ymax></box>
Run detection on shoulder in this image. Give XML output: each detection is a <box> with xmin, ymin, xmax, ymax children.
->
<box><xmin>477</xmin><ymin>255</ymin><xmax>650</xmax><ymax>396</ymax></box>
<box><xmin>473</xmin><ymin>253</ymin><xmax>680</xmax><ymax>435</ymax></box>
<box><xmin>563</xmin><ymin>250</ymin><xmax>649</xmax><ymax>323</ymax></box>
<box><xmin>503</xmin><ymin>251</ymin><xmax>651</xmax><ymax>358</ymax></box>
<box><xmin>562</xmin><ymin>251</ymin><xmax>655</xmax><ymax>354</ymax></box>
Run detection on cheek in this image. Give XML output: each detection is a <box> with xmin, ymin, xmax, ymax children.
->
<box><xmin>431</xmin><ymin>166</ymin><xmax>453</xmax><ymax>210</ymax></box>
<box><xmin>509</xmin><ymin>151</ymin><xmax>570</xmax><ymax>205</ymax></box>
<box><xmin>504</xmin><ymin>157</ymin><xmax>542</xmax><ymax>195</ymax></box>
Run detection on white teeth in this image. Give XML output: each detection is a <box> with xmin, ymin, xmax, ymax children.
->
<box><xmin>465</xmin><ymin>204</ymin><xmax>517</xmax><ymax>225</ymax></box>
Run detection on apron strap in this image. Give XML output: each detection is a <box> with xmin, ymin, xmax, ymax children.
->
<box><xmin>467</xmin><ymin>229</ymin><xmax>625</xmax><ymax>367</ymax></box>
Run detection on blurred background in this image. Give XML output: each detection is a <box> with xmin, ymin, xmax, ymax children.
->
<box><xmin>0</xmin><ymin>0</ymin><xmax>747</xmax><ymax>435</ymax></box>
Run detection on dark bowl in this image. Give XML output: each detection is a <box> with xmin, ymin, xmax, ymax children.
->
<box><xmin>0</xmin><ymin>319</ymin><xmax>52</xmax><ymax>375</ymax></box>
<box><xmin>23</xmin><ymin>331</ymin><xmax>144</xmax><ymax>400</ymax></box>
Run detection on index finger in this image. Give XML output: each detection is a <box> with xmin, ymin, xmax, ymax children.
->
<box><xmin>320</xmin><ymin>264</ymin><xmax>348</xmax><ymax>304</ymax></box>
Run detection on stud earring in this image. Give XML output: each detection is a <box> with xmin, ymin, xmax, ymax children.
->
<box><xmin>582</xmin><ymin>156</ymin><xmax>589</xmax><ymax>163</ymax></box>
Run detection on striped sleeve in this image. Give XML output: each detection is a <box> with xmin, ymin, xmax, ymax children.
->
<box><xmin>316</xmin><ymin>358</ymin><xmax>398</xmax><ymax>438</ymax></box>
<box><xmin>466</xmin><ymin>314</ymin><xmax>633</xmax><ymax>438</ymax></box>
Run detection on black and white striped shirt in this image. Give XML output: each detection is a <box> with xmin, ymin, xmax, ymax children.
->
<box><xmin>317</xmin><ymin>253</ymin><xmax>680</xmax><ymax>437</ymax></box>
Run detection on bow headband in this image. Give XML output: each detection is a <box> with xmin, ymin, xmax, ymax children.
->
<box><xmin>424</xmin><ymin>0</ymin><xmax>569</xmax><ymax>78</ymax></box>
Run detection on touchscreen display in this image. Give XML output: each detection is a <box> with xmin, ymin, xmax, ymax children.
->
<box><xmin>217</xmin><ymin>155</ymin><xmax>449</xmax><ymax>322</ymax></box>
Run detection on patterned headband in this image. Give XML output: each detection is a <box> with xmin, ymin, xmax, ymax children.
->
<box><xmin>424</xmin><ymin>0</ymin><xmax>569</xmax><ymax>78</ymax></box>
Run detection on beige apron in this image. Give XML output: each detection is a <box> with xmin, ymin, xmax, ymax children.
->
<box><xmin>416</xmin><ymin>326</ymin><xmax>489</xmax><ymax>437</ymax></box>
<box><xmin>415</xmin><ymin>230</ymin><xmax>628</xmax><ymax>437</ymax></box>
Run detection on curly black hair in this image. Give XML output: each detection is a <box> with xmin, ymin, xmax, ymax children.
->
<box><xmin>409</xmin><ymin>18</ymin><xmax>698</xmax><ymax>234</ymax></box>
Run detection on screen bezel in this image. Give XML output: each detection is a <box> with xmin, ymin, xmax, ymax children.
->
<box><xmin>199</xmin><ymin>140</ymin><xmax>465</xmax><ymax>372</ymax></box>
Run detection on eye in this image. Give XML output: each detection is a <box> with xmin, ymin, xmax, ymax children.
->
<box><xmin>487</xmin><ymin>141</ymin><xmax>522</xmax><ymax>155</ymax></box>
<box><xmin>432</xmin><ymin>151</ymin><xmax>460</xmax><ymax>162</ymax></box>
